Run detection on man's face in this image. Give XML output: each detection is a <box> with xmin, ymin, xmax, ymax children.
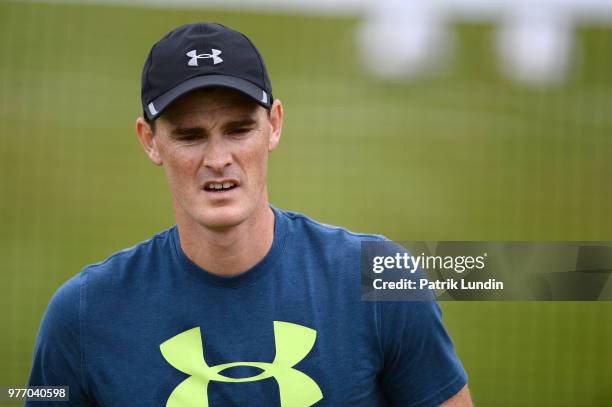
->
<box><xmin>137</xmin><ymin>87</ymin><xmax>282</xmax><ymax>230</ymax></box>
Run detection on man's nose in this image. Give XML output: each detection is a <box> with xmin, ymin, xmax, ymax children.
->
<box><xmin>203</xmin><ymin>138</ymin><xmax>232</xmax><ymax>172</ymax></box>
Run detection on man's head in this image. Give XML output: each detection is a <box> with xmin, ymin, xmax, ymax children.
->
<box><xmin>135</xmin><ymin>22</ymin><xmax>282</xmax><ymax>231</ymax></box>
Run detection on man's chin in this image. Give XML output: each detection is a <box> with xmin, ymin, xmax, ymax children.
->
<box><xmin>198</xmin><ymin>207</ymin><xmax>246</xmax><ymax>230</ymax></box>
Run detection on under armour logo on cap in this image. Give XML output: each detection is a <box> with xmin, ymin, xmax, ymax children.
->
<box><xmin>186</xmin><ymin>49</ymin><xmax>223</xmax><ymax>66</ymax></box>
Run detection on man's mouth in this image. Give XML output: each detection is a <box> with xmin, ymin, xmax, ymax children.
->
<box><xmin>203</xmin><ymin>180</ymin><xmax>238</xmax><ymax>192</ymax></box>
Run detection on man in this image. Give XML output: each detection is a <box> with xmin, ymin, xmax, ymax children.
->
<box><xmin>28</xmin><ymin>22</ymin><xmax>471</xmax><ymax>406</ymax></box>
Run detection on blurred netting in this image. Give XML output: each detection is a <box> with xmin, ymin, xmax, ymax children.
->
<box><xmin>1</xmin><ymin>1</ymin><xmax>611</xmax><ymax>406</ymax></box>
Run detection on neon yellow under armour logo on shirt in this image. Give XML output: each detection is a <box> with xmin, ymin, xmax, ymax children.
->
<box><xmin>160</xmin><ymin>321</ymin><xmax>323</xmax><ymax>406</ymax></box>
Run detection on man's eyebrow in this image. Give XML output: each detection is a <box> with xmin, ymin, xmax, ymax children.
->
<box><xmin>170</xmin><ymin>117</ymin><xmax>257</xmax><ymax>136</ymax></box>
<box><xmin>221</xmin><ymin>117</ymin><xmax>257</xmax><ymax>130</ymax></box>
<box><xmin>171</xmin><ymin>126</ymin><xmax>207</xmax><ymax>137</ymax></box>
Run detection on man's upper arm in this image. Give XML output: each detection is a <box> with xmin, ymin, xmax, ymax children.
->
<box><xmin>27</xmin><ymin>272</ymin><xmax>95</xmax><ymax>406</ymax></box>
<box><xmin>378</xmin><ymin>300</ymin><xmax>468</xmax><ymax>407</ymax></box>
<box><xmin>440</xmin><ymin>385</ymin><xmax>473</xmax><ymax>407</ymax></box>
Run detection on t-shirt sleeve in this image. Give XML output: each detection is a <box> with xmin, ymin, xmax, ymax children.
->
<box><xmin>378</xmin><ymin>300</ymin><xmax>468</xmax><ymax>407</ymax></box>
<box><xmin>26</xmin><ymin>272</ymin><xmax>96</xmax><ymax>406</ymax></box>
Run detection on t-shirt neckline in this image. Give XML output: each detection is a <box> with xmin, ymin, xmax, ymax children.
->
<box><xmin>169</xmin><ymin>205</ymin><xmax>287</xmax><ymax>288</ymax></box>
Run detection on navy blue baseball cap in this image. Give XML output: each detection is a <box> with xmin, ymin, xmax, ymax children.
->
<box><xmin>141</xmin><ymin>22</ymin><xmax>273</xmax><ymax>120</ymax></box>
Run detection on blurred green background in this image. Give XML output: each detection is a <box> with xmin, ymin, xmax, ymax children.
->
<box><xmin>1</xmin><ymin>1</ymin><xmax>611</xmax><ymax>406</ymax></box>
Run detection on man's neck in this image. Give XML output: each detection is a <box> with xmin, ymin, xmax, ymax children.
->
<box><xmin>175</xmin><ymin>202</ymin><xmax>275</xmax><ymax>277</ymax></box>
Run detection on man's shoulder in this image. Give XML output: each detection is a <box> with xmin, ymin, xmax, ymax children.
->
<box><xmin>275</xmin><ymin>207</ymin><xmax>389</xmax><ymax>250</ymax></box>
<box><xmin>81</xmin><ymin>226</ymin><xmax>175</xmax><ymax>278</ymax></box>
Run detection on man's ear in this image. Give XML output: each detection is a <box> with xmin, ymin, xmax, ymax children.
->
<box><xmin>135</xmin><ymin>117</ymin><xmax>163</xmax><ymax>165</ymax></box>
<box><xmin>268</xmin><ymin>99</ymin><xmax>283</xmax><ymax>152</ymax></box>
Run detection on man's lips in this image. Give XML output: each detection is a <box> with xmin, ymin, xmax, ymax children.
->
<box><xmin>202</xmin><ymin>179</ymin><xmax>240</xmax><ymax>192</ymax></box>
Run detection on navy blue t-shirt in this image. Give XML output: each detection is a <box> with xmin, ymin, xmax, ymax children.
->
<box><xmin>28</xmin><ymin>206</ymin><xmax>467</xmax><ymax>406</ymax></box>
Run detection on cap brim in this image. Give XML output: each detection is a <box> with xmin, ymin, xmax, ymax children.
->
<box><xmin>144</xmin><ymin>74</ymin><xmax>272</xmax><ymax>120</ymax></box>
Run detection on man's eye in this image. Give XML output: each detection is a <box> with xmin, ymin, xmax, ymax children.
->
<box><xmin>229</xmin><ymin>128</ymin><xmax>251</xmax><ymax>135</ymax></box>
<box><xmin>178</xmin><ymin>134</ymin><xmax>204</xmax><ymax>142</ymax></box>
